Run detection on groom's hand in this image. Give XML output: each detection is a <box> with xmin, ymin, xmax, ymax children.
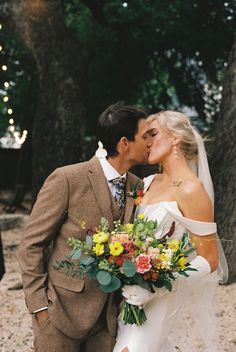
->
<box><xmin>35</xmin><ymin>310</ymin><xmax>48</xmax><ymax>326</ymax></box>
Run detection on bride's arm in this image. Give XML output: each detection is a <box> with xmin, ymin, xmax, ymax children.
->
<box><xmin>177</xmin><ymin>179</ymin><xmax>219</xmax><ymax>272</ymax></box>
<box><xmin>122</xmin><ymin>180</ymin><xmax>220</xmax><ymax>306</ymax></box>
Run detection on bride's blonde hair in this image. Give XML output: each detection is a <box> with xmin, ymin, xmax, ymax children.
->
<box><xmin>147</xmin><ymin>110</ymin><xmax>199</xmax><ymax>160</ymax></box>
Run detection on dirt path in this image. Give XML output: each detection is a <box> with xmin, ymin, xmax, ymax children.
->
<box><xmin>1</xmin><ymin>221</ymin><xmax>236</xmax><ymax>352</ymax></box>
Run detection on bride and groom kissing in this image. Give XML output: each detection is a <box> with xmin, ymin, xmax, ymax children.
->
<box><xmin>18</xmin><ymin>101</ymin><xmax>223</xmax><ymax>352</ymax></box>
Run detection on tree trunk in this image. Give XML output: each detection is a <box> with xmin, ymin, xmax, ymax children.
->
<box><xmin>0</xmin><ymin>0</ymin><xmax>86</xmax><ymax>197</ymax></box>
<box><xmin>210</xmin><ymin>38</ymin><xmax>236</xmax><ymax>283</ymax></box>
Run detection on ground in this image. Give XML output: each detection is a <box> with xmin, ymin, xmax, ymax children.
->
<box><xmin>0</xmin><ymin>219</ymin><xmax>236</xmax><ymax>352</ymax></box>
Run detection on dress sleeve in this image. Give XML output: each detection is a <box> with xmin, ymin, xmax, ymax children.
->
<box><xmin>163</xmin><ymin>203</ymin><xmax>217</xmax><ymax>235</ymax></box>
<box><xmin>143</xmin><ymin>174</ymin><xmax>156</xmax><ymax>194</ymax></box>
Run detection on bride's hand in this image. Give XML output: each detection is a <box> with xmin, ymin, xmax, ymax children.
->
<box><xmin>122</xmin><ymin>285</ymin><xmax>156</xmax><ymax>306</ymax></box>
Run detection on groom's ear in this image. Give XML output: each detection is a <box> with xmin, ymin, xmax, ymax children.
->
<box><xmin>118</xmin><ymin>137</ymin><xmax>129</xmax><ymax>152</ymax></box>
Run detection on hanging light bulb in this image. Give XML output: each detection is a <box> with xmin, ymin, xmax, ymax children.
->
<box><xmin>9</xmin><ymin>118</ymin><xmax>14</xmax><ymax>124</ymax></box>
<box><xmin>4</xmin><ymin>82</ymin><xmax>9</xmax><ymax>88</ymax></box>
<box><xmin>3</xmin><ymin>96</ymin><xmax>9</xmax><ymax>102</ymax></box>
<box><xmin>2</xmin><ymin>65</ymin><xmax>7</xmax><ymax>71</ymax></box>
<box><xmin>7</xmin><ymin>108</ymin><xmax>13</xmax><ymax>114</ymax></box>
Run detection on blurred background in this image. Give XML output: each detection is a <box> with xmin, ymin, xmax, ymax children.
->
<box><xmin>0</xmin><ymin>0</ymin><xmax>235</xmax><ymax>281</ymax></box>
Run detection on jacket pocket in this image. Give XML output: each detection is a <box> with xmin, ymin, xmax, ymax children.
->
<box><xmin>49</xmin><ymin>271</ymin><xmax>85</xmax><ymax>292</ymax></box>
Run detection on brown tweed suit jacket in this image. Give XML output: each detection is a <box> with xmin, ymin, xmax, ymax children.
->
<box><xmin>18</xmin><ymin>156</ymin><xmax>142</xmax><ymax>339</ymax></box>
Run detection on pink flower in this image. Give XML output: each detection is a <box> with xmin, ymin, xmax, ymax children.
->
<box><xmin>111</xmin><ymin>233</ymin><xmax>130</xmax><ymax>243</ymax></box>
<box><xmin>135</xmin><ymin>254</ymin><xmax>152</xmax><ymax>274</ymax></box>
<box><xmin>147</xmin><ymin>247</ymin><xmax>160</xmax><ymax>258</ymax></box>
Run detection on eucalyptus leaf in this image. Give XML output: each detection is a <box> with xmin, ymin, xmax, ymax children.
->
<box><xmin>96</xmin><ymin>270</ymin><xmax>112</xmax><ymax>286</ymax></box>
<box><xmin>80</xmin><ymin>255</ymin><xmax>95</xmax><ymax>266</ymax></box>
<box><xmin>70</xmin><ymin>248</ymin><xmax>82</xmax><ymax>260</ymax></box>
<box><xmin>122</xmin><ymin>261</ymin><xmax>136</xmax><ymax>277</ymax></box>
<box><xmin>86</xmin><ymin>235</ymin><xmax>93</xmax><ymax>250</ymax></box>
<box><xmin>100</xmin><ymin>276</ymin><xmax>121</xmax><ymax>293</ymax></box>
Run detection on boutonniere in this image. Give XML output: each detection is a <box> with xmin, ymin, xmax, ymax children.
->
<box><xmin>127</xmin><ymin>184</ymin><xmax>144</xmax><ymax>206</ymax></box>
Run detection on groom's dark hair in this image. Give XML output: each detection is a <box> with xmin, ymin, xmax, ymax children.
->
<box><xmin>97</xmin><ymin>101</ymin><xmax>148</xmax><ymax>157</ymax></box>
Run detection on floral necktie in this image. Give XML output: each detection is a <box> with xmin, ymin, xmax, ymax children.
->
<box><xmin>111</xmin><ymin>177</ymin><xmax>126</xmax><ymax>210</ymax></box>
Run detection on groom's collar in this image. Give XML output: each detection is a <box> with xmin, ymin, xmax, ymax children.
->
<box><xmin>98</xmin><ymin>157</ymin><xmax>127</xmax><ymax>182</ymax></box>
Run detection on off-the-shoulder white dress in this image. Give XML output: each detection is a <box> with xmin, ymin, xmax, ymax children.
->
<box><xmin>113</xmin><ymin>175</ymin><xmax>219</xmax><ymax>352</ymax></box>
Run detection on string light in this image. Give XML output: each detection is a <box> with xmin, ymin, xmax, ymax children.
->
<box><xmin>0</xmin><ymin>23</ymin><xmax>28</xmax><ymax>149</ymax></box>
<box><xmin>14</xmin><ymin>130</ymin><xmax>28</xmax><ymax>145</ymax></box>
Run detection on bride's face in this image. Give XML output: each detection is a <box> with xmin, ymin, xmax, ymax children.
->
<box><xmin>148</xmin><ymin>120</ymin><xmax>173</xmax><ymax>164</ymax></box>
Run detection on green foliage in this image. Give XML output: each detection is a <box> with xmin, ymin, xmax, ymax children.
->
<box><xmin>2</xmin><ymin>0</ymin><xmax>236</xmax><ymax>137</ymax></box>
<box><xmin>121</xmin><ymin>260</ymin><xmax>136</xmax><ymax>277</ymax></box>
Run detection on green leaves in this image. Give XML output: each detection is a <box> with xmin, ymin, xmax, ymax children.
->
<box><xmin>100</xmin><ymin>276</ymin><xmax>121</xmax><ymax>293</ymax></box>
<box><xmin>122</xmin><ymin>261</ymin><xmax>136</xmax><ymax>277</ymax></box>
<box><xmin>70</xmin><ymin>248</ymin><xmax>82</xmax><ymax>260</ymax></box>
<box><xmin>96</xmin><ymin>270</ymin><xmax>112</xmax><ymax>286</ymax></box>
<box><xmin>96</xmin><ymin>270</ymin><xmax>122</xmax><ymax>292</ymax></box>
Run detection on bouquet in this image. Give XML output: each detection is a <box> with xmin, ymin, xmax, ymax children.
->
<box><xmin>54</xmin><ymin>214</ymin><xmax>196</xmax><ymax>326</ymax></box>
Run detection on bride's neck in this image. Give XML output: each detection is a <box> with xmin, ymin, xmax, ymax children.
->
<box><xmin>161</xmin><ymin>155</ymin><xmax>193</xmax><ymax>182</ymax></box>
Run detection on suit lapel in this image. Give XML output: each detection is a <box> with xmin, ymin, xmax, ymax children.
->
<box><xmin>123</xmin><ymin>173</ymin><xmax>136</xmax><ymax>224</ymax></box>
<box><xmin>88</xmin><ymin>157</ymin><xmax>114</xmax><ymax>228</ymax></box>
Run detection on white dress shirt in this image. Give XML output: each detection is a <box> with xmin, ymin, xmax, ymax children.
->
<box><xmin>98</xmin><ymin>157</ymin><xmax>126</xmax><ymax>196</ymax></box>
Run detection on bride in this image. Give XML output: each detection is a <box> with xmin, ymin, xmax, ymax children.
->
<box><xmin>113</xmin><ymin>111</ymin><xmax>227</xmax><ymax>352</ymax></box>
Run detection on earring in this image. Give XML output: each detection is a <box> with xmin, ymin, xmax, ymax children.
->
<box><xmin>173</xmin><ymin>145</ymin><xmax>179</xmax><ymax>159</ymax></box>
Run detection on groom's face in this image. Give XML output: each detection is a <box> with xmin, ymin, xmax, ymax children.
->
<box><xmin>127</xmin><ymin>119</ymin><xmax>152</xmax><ymax>164</ymax></box>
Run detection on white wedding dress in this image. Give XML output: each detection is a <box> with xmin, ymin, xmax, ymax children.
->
<box><xmin>113</xmin><ymin>175</ymin><xmax>219</xmax><ymax>352</ymax></box>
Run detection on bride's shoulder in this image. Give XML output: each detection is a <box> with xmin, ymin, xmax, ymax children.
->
<box><xmin>177</xmin><ymin>178</ymin><xmax>213</xmax><ymax>219</ymax></box>
<box><xmin>180</xmin><ymin>178</ymin><xmax>206</xmax><ymax>196</ymax></box>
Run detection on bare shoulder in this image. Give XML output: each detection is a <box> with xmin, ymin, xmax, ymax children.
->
<box><xmin>180</xmin><ymin>178</ymin><xmax>207</xmax><ymax>198</ymax></box>
<box><xmin>177</xmin><ymin>178</ymin><xmax>213</xmax><ymax>221</ymax></box>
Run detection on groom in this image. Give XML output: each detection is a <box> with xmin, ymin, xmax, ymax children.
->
<box><xmin>18</xmin><ymin>101</ymin><xmax>152</xmax><ymax>351</ymax></box>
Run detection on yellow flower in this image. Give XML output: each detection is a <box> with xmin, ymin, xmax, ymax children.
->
<box><xmin>93</xmin><ymin>231</ymin><xmax>109</xmax><ymax>244</ymax></box>
<box><xmin>137</xmin><ymin>213</ymin><xmax>145</xmax><ymax>220</ymax></box>
<box><xmin>168</xmin><ymin>239</ymin><xmax>180</xmax><ymax>252</ymax></box>
<box><xmin>109</xmin><ymin>241</ymin><xmax>124</xmax><ymax>256</ymax></box>
<box><xmin>176</xmin><ymin>256</ymin><xmax>187</xmax><ymax>269</ymax></box>
<box><xmin>124</xmin><ymin>223</ymin><xmax>133</xmax><ymax>234</ymax></box>
<box><xmin>78</xmin><ymin>220</ymin><xmax>86</xmax><ymax>230</ymax></box>
<box><xmin>92</xmin><ymin>243</ymin><xmax>105</xmax><ymax>256</ymax></box>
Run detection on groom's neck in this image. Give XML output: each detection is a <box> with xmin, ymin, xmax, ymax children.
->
<box><xmin>107</xmin><ymin>156</ymin><xmax>131</xmax><ymax>176</ymax></box>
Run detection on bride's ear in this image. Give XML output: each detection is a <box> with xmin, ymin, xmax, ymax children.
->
<box><xmin>172</xmin><ymin>137</ymin><xmax>180</xmax><ymax>146</ymax></box>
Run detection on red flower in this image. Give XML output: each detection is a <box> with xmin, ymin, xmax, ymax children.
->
<box><xmin>143</xmin><ymin>271</ymin><xmax>151</xmax><ymax>280</ymax></box>
<box><xmin>135</xmin><ymin>254</ymin><xmax>152</xmax><ymax>274</ymax></box>
<box><xmin>137</xmin><ymin>189</ymin><xmax>144</xmax><ymax>197</ymax></box>
<box><xmin>115</xmin><ymin>256</ymin><xmax>124</xmax><ymax>266</ymax></box>
<box><xmin>123</xmin><ymin>241</ymin><xmax>137</xmax><ymax>254</ymax></box>
<box><xmin>151</xmin><ymin>272</ymin><xmax>159</xmax><ymax>281</ymax></box>
<box><xmin>108</xmin><ymin>256</ymin><xmax>114</xmax><ymax>264</ymax></box>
